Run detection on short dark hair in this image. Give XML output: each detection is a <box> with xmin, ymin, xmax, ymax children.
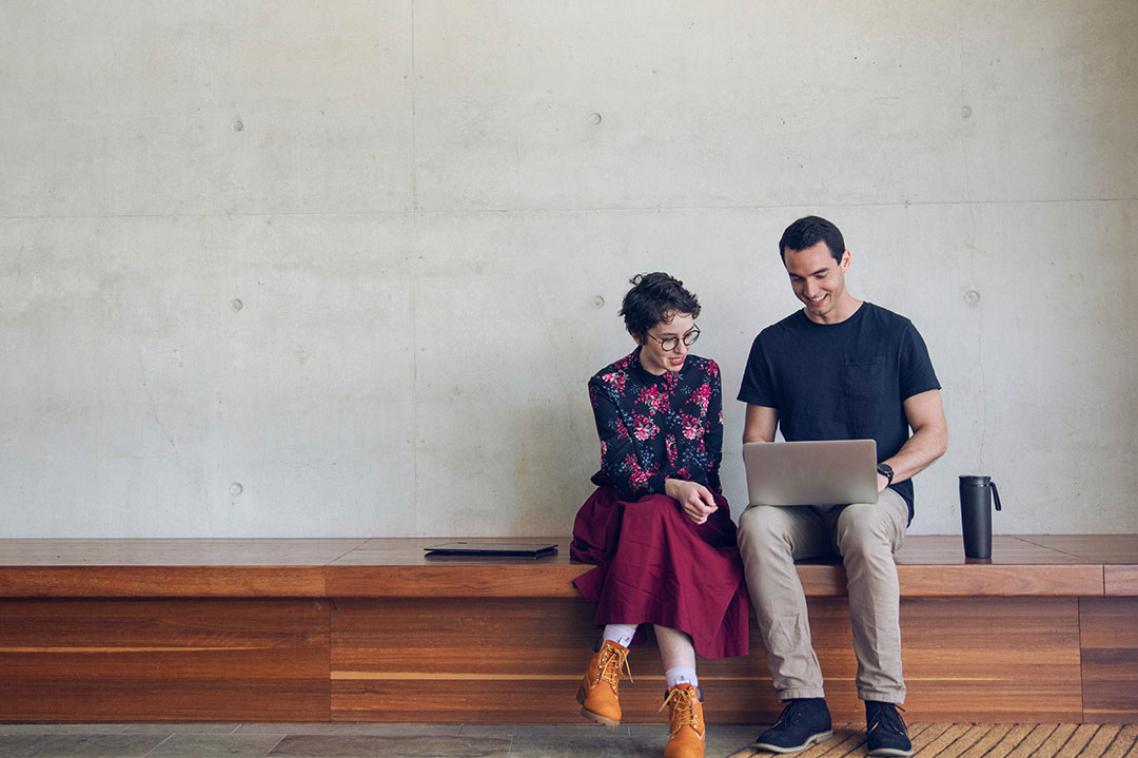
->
<box><xmin>619</xmin><ymin>272</ymin><xmax>701</xmax><ymax>339</ymax></box>
<box><xmin>778</xmin><ymin>216</ymin><xmax>846</xmax><ymax>263</ymax></box>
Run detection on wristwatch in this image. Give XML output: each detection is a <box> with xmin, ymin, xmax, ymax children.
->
<box><xmin>876</xmin><ymin>463</ymin><xmax>895</xmax><ymax>485</ymax></box>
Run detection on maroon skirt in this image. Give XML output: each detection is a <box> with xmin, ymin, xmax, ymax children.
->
<box><xmin>570</xmin><ymin>486</ymin><xmax>750</xmax><ymax>659</ymax></box>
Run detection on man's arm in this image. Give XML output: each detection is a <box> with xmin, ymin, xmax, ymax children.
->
<box><xmin>878</xmin><ymin>388</ymin><xmax>948</xmax><ymax>492</ymax></box>
<box><xmin>743</xmin><ymin>404</ymin><xmax>779</xmax><ymax>444</ymax></box>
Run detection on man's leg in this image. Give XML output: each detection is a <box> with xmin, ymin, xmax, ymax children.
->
<box><xmin>831</xmin><ymin>490</ymin><xmax>909</xmax><ymax>703</ymax></box>
<box><xmin>737</xmin><ymin>504</ymin><xmax>833</xmax><ymax>699</ymax></box>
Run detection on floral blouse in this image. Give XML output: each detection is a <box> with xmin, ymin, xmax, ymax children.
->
<box><xmin>588</xmin><ymin>348</ymin><xmax>724</xmax><ymax>501</ymax></box>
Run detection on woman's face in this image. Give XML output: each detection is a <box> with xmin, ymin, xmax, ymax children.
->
<box><xmin>636</xmin><ymin>311</ymin><xmax>696</xmax><ymax>375</ymax></box>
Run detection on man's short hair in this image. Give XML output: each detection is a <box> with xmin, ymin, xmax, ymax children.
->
<box><xmin>619</xmin><ymin>272</ymin><xmax>701</xmax><ymax>340</ymax></box>
<box><xmin>779</xmin><ymin>216</ymin><xmax>846</xmax><ymax>263</ymax></box>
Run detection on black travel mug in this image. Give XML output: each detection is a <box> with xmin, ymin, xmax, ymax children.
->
<box><xmin>959</xmin><ymin>475</ymin><xmax>1002</xmax><ymax>559</ymax></box>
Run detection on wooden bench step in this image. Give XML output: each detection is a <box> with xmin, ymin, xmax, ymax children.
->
<box><xmin>0</xmin><ymin>535</ymin><xmax>1128</xmax><ymax>598</ymax></box>
<box><xmin>1</xmin><ymin>536</ymin><xmax>1136</xmax><ymax>724</ymax></box>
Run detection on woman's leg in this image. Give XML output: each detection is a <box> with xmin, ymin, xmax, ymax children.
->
<box><xmin>656</xmin><ymin>625</ymin><xmax>705</xmax><ymax>757</ymax></box>
<box><xmin>654</xmin><ymin>625</ymin><xmax>698</xmax><ymax>688</ymax></box>
<box><xmin>602</xmin><ymin>624</ymin><xmax>637</xmax><ymax>648</ymax></box>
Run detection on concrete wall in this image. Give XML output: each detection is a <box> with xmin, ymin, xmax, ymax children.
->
<box><xmin>1</xmin><ymin>1</ymin><xmax>1135</xmax><ymax>537</ymax></box>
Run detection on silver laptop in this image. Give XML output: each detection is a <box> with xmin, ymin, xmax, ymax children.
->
<box><xmin>743</xmin><ymin>440</ymin><xmax>878</xmax><ymax>506</ymax></box>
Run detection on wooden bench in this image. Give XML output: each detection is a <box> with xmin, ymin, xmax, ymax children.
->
<box><xmin>1</xmin><ymin>535</ymin><xmax>1136</xmax><ymax>724</ymax></box>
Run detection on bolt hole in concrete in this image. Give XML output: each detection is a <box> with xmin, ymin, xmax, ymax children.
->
<box><xmin>233</xmin><ymin>117</ymin><xmax>244</xmax><ymax>132</ymax></box>
<box><xmin>229</xmin><ymin>483</ymin><xmax>244</xmax><ymax>497</ymax></box>
<box><xmin>963</xmin><ymin>289</ymin><xmax>981</xmax><ymax>306</ymax></box>
<box><xmin>593</xmin><ymin>295</ymin><xmax>606</xmax><ymax>308</ymax></box>
<box><xmin>589</xmin><ymin>112</ymin><xmax>602</xmax><ymax>125</ymax></box>
<box><xmin>231</xmin><ymin>299</ymin><xmax>244</xmax><ymax>312</ymax></box>
<box><xmin>961</xmin><ymin>105</ymin><xmax>973</xmax><ymax>119</ymax></box>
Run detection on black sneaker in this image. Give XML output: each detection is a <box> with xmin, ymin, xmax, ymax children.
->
<box><xmin>865</xmin><ymin>700</ymin><xmax>913</xmax><ymax>757</ymax></box>
<box><xmin>752</xmin><ymin>698</ymin><xmax>833</xmax><ymax>754</ymax></box>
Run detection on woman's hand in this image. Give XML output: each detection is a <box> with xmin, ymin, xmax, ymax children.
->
<box><xmin>665</xmin><ymin>478</ymin><xmax>718</xmax><ymax>525</ymax></box>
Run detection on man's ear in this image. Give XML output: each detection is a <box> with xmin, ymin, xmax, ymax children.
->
<box><xmin>840</xmin><ymin>249</ymin><xmax>852</xmax><ymax>271</ymax></box>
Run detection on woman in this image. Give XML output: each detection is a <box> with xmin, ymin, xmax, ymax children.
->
<box><xmin>571</xmin><ymin>272</ymin><xmax>749</xmax><ymax>758</ymax></box>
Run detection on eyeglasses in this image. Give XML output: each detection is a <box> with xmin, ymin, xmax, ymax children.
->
<box><xmin>645</xmin><ymin>325</ymin><xmax>701</xmax><ymax>352</ymax></box>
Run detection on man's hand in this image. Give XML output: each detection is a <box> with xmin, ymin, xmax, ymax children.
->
<box><xmin>876</xmin><ymin>473</ymin><xmax>889</xmax><ymax>493</ymax></box>
<box><xmin>665</xmin><ymin>478</ymin><xmax>718</xmax><ymax>525</ymax></box>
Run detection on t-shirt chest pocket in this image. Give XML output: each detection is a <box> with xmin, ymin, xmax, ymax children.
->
<box><xmin>842</xmin><ymin>358</ymin><xmax>886</xmax><ymax>399</ymax></box>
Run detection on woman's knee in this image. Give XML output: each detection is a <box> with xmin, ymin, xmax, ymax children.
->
<box><xmin>621</xmin><ymin>494</ymin><xmax>683</xmax><ymax>529</ymax></box>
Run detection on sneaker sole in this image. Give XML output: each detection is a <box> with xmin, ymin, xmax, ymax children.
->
<box><xmin>753</xmin><ymin>730</ymin><xmax>834</xmax><ymax>754</ymax></box>
<box><xmin>576</xmin><ymin>685</ymin><xmax>621</xmax><ymax>729</ymax></box>
<box><xmin>867</xmin><ymin>749</ymin><xmax>913</xmax><ymax>757</ymax></box>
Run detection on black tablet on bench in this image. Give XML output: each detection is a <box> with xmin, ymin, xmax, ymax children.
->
<box><xmin>424</xmin><ymin>541</ymin><xmax>558</xmax><ymax>558</ymax></box>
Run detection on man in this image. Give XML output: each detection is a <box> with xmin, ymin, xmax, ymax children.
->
<box><xmin>736</xmin><ymin>216</ymin><xmax>947</xmax><ymax>756</ymax></box>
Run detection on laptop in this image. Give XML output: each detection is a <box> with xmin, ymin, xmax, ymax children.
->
<box><xmin>424</xmin><ymin>541</ymin><xmax>558</xmax><ymax>558</ymax></box>
<box><xmin>743</xmin><ymin>440</ymin><xmax>878</xmax><ymax>506</ymax></box>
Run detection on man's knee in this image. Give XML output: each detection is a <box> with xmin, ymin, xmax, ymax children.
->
<box><xmin>739</xmin><ymin>505</ymin><xmax>793</xmax><ymax>557</ymax></box>
<box><xmin>836</xmin><ymin>503</ymin><xmax>895</xmax><ymax>558</ymax></box>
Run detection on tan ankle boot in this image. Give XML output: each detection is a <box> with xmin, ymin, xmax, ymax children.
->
<box><xmin>660</xmin><ymin>683</ymin><xmax>705</xmax><ymax>758</ymax></box>
<box><xmin>576</xmin><ymin>639</ymin><xmax>631</xmax><ymax>728</ymax></box>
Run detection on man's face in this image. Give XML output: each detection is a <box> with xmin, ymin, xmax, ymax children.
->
<box><xmin>783</xmin><ymin>240</ymin><xmax>851</xmax><ymax>323</ymax></box>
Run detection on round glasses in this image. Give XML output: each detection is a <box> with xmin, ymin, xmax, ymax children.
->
<box><xmin>646</xmin><ymin>325</ymin><xmax>700</xmax><ymax>352</ymax></box>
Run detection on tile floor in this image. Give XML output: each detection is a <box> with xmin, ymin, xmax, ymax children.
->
<box><xmin>0</xmin><ymin>722</ymin><xmax>761</xmax><ymax>758</ymax></box>
<box><xmin>3</xmin><ymin>721</ymin><xmax>1137</xmax><ymax>757</ymax></box>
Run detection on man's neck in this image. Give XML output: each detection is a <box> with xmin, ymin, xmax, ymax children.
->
<box><xmin>804</xmin><ymin>294</ymin><xmax>863</xmax><ymax>325</ymax></box>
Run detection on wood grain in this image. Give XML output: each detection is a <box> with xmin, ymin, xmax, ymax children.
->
<box><xmin>1101</xmin><ymin>725</ymin><xmax>1138</xmax><ymax>757</ymax></box>
<box><xmin>901</xmin><ymin>598</ymin><xmax>1084</xmax><ymax>722</ymax></box>
<box><xmin>0</xmin><ymin>536</ymin><xmax>1133</xmax><ymax>724</ymax></box>
<box><xmin>1018</xmin><ymin>535</ymin><xmax>1138</xmax><ymax>564</ymax></box>
<box><xmin>1080</xmin><ymin>598</ymin><xmax>1138</xmax><ymax>723</ymax></box>
<box><xmin>0</xmin><ymin>599</ymin><xmax>330</xmax><ymax>721</ymax></box>
<box><xmin>0</xmin><ymin>536</ymin><xmax>1125</xmax><ymax>598</ymax></box>
<box><xmin>326</xmin><ymin>595</ymin><xmax>1084</xmax><ymax>724</ymax></box>
<box><xmin>0</xmin><ymin>539</ymin><xmax>367</xmax><ymax>565</ymax></box>
<box><xmin>982</xmin><ymin>723</ymin><xmax>1047</xmax><ymax>758</ymax></box>
<box><xmin>0</xmin><ymin>566</ymin><xmax>327</xmax><ymax>598</ymax></box>
<box><xmin>330</xmin><ymin>597</ymin><xmax>852</xmax><ymax>723</ymax></box>
<box><xmin>897</xmin><ymin>564</ymin><xmax>1103</xmax><ymax>597</ymax></box>
<box><xmin>1104</xmin><ymin>566</ymin><xmax>1138</xmax><ymax>596</ymax></box>
<box><xmin>323</xmin><ymin>565</ymin><xmax>587</xmax><ymax>598</ymax></box>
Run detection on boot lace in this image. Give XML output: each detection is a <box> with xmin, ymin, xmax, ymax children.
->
<box><xmin>867</xmin><ymin>703</ymin><xmax>908</xmax><ymax>740</ymax></box>
<box><xmin>593</xmin><ymin>644</ymin><xmax>633</xmax><ymax>689</ymax></box>
<box><xmin>659</xmin><ymin>686</ymin><xmax>701</xmax><ymax>736</ymax></box>
<box><xmin>770</xmin><ymin>700</ymin><xmax>811</xmax><ymax>731</ymax></box>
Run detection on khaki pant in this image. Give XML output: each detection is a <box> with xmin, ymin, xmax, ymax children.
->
<box><xmin>737</xmin><ymin>489</ymin><xmax>909</xmax><ymax>703</ymax></box>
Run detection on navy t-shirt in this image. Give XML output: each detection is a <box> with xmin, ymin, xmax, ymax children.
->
<box><xmin>737</xmin><ymin>302</ymin><xmax>940</xmax><ymax>520</ymax></box>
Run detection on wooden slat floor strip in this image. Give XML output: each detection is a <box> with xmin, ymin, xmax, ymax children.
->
<box><xmin>957</xmin><ymin>723</ymin><xmax>1012</xmax><ymax>757</ymax></box>
<box><xmin>1103</xmin><ymin>725</ymin><xmax>1138</xmax><ymax>758</ymax></box>
<box><xmin>728</xmin><ymin>723</ymin><xmax>1138</xmax><ymax>757</ymax></box>
<box><xmin>983</xmin><ymin>723</ymin><xmax>1051</xmax><ymax>758</ymax></box>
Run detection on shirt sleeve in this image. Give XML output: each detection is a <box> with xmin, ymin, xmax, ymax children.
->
<box><xmin>589</xmin><ymin>377</ymin><xmax>666</xmax><ymax>500</ymax></box>
<box><xmin>898</xmin><ymin>321</ymin><xmax>941</xmax><ymax>399</ymax></box>
<box><xmin>737</xmin><ymin>333</ymin><xmax>779</xmax><ymax>408</ymax></box>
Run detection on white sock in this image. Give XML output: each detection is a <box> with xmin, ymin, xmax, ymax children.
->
<box><xmin>602</xmin><ymin>624</ymin><xmax>637</xmax><ymax>648</ymax></box>
<box><xmin>665</xmin><ymin>666</ymin><xmax>699</xmax><ymax>689</ymax></box>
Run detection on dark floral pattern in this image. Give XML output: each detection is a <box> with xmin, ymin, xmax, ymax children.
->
<box><xmin>589</xmin><ymin>348</ymin><xmax>724</xmax><ymax>501</ymax></box>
